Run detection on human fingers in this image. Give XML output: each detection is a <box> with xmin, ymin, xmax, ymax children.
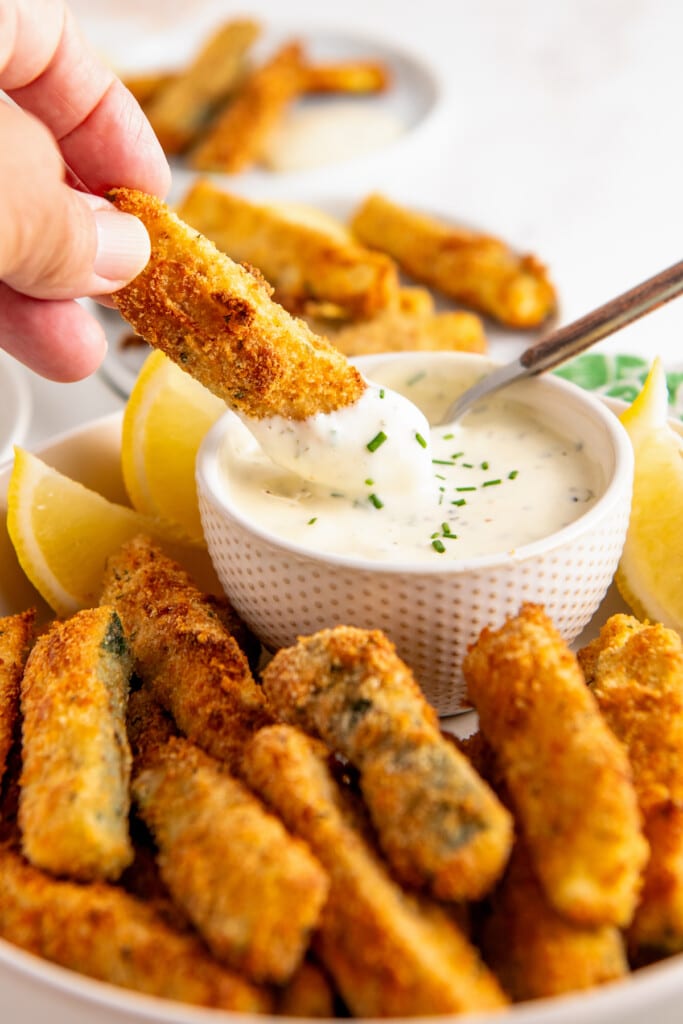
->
<box><xmin>1</xmin><ymin>0</ymin><xmax>170</xmax><ymax>198</ymax></box>
<box><xmin>0</xmin><ymin>103</ymin><xmax>150</xmax><ymax>300</ymax></box>
<box><xmin>0</xmin><ymin>283</ymin><xmax>107</xmax><ymax>382</ymax></box>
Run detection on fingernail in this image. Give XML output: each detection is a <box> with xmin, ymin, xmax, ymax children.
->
<box><xmin>93</xmin><ymin>209</ymin><xmax>151</xmax><ymax>285</ymax></box>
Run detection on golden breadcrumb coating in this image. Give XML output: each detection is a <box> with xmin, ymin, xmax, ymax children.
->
<box><xmin>176</xmin><ymin>178</ymin><xmax>399</xmax><ymax>320</ymax></box>
<box><xmin>0</xmin><ymin>609</ymin><xmax>34</xmax><ymax>788</ymax></box>
<box><xmin>107</xmin><ymin>187</ymin><xmax>366</xmax><ymax>420</ymax></box>
<box><xmin>261</xmin><ymin>625</ymin><xmax>513</xmax><ymax>902</ymax></box>
<box><xmin>191</xmin><ymin>41</ymin><xmax>306</xmax><ymax>172</ymax></box>
<box><xmin>463</xmin><ymin>603</ymin><xmax>648</xmax><ymax>928</ymax></box>
<box><xmin>19</xmin><ymin>607</ymin><xmax>134</xmax><ymax>882</ymax></box>
<box><xmin>579</xmin><ymin>614</ymin><xmax>683</xmax><ymax>955</ymax></box>
<box><xmin>130</xmin><ymin>724</ymin><xmax>328</xmax><ymax>984</ymax></box>
<box><xmin>244</xmin><ymin>724</ymin><xmax>508</xmax><ymax>1016</ymax></box>
<box><xmin>143</xmin><ymin>19</ymin><xmax>260</xmax><ymax>153</ymax></box>
<box><xmin>101</xmin><ymin>535</ymin><xmax>271</xmax><ymax>773</ymax></box>
<box><xmin>0</xmin><ymin>843</ymin><xmax>271</xmax><ymax>1012</ymax></box>
<box><xmin>352</xmin><ymin>192</ymin><xmax>557</xmax><ymax>328</ymax></box>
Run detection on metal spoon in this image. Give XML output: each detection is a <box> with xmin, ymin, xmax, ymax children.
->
<box><xmin>440</xmin><ymin>259</ymin><xmax>683</xmax><ymax>424</ymax></box>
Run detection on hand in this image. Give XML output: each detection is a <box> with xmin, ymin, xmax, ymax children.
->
<box><xmin>0</xmin><ymin>0</ymin><xmax>171</xmax><ymax>381</ymax></box>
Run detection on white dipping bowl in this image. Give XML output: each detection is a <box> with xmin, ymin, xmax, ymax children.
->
<box><xmin>197</xmin><ymin>351</ymin><xmax>634</xmax><ymax>716</ymax></box>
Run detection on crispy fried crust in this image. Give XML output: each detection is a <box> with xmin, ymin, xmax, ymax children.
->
<box><xmin>108</xmin><ymin>187</ymin><xmax>366</xmax><ymax>420</ymax></box>
<box><xmin>244</xmin><ymin>724</ymin><xmax>508</xmax><ymax>1016</ymax></box>
<box><xmin>352</xmin><ymin>192</ymin><xmax>557</xmax><ymax>328</ymax></box>
<box><xmin>143</xmin><ymin>19</ymin><xmax>261</xmax><ymax>154</ymax></box>
<box><xmin>130</xmin><ymin>721</ymin><xmax>328</xmax><ymax>984</ymax></box>
<box><xmin>579</xmin><ymin>615</ymin><xmax>683</xmax><ymax>955</ymax></box>
<box><xmin>19</xmin><ymin>607</ymin><xmax>134</xmax><ymax>882</ymax></box>
<box><xmin>463</xmin><ymin>604</ymin><xmax>648</xmax><ymax>928</ymax></box>
<box><xmin>101</xmin><ymin>536</ymin><xmax>271</xmax><ymax>773</ymax></box>
<box><xmin>478</xmin><ymin>838</ymin><xmax>628</xmax><ymax>1001</ymax></box>
<box><xmin>0</xmin><ymin>843</ymin><xmax>271</xmax><ymax>1012</ymax></box>
<box><xmin>191</xmin><ymin>42</ymin><xmax>306</xmax><ymax>173</ymax></box>
<box><xmin>0</xmin><ymin>609</ymin><xmax>34</xmax><ymax>788</ymax></box>
<box><xmin>330</xmin><ymin>307</ymin><xmax>487</xmax><ymax>357</ymax></box>
<box><xmin>303</xmin><ymin>60</ymin><xmax>389</xmax><ymax>94</ymax></box>
<box><xmin>261</xmin><ymin>625</ymin><xmax>513</xmax><ymax>902</ymax></box>
<box><xmin>176</xmin><ymin>179</ymin><xmax>399</xmax><ymax>320</ymax></box>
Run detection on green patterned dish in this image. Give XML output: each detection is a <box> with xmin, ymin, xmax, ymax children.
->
<box><xmin>556</xmin><ymin>354</ymin><xmax>683</xmax><ymax>419</ymax></box>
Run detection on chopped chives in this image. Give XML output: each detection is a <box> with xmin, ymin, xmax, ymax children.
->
<box><xmin>415</xmin><ymin>432</ymin><xmax>427</xmax><ymax>448</ymax></box>
<box><xmin>407</xmin><ymin>371</ymin><xmax>426</xmax><ymax>386</ymax></box>
<box><xmin>508</xmin><ymin>469</ymin><xmax>519</xmax><ymax>479</ymax></box>
<box><xmin>441</xmin><ymin>522</ymin><xmax>452</xmax><ymax>535</ymax></box>
<box><xmin>481</xmin><ymin>461</ymin><xmax>490</xmax><ymax>470</ymax></box>
<box><xmin>432</xmin><ymin>459</ymin><xmax>455</xmax><ymax>466</ymax></box>
<box><xmin>435</xmin><ymin>473</ymin><xmax>446</xmax><ymax>481</ymax></box>
<box><xmin>443</xmin><ymin>432</ymin><xmax>455</xmax><ymax>440</ymax></box>
<box><xmin>368</xmin><ymin>493</ymin><xmax>384</xmax><ymax>509</ymax></box>
<box><xmin>379</xmin><ymin>388</ymin><xmax>385</xmax><ymax>398</ymax></box>
<box><xmin>451</xmin><ymin>451</ymin><xmax>464</xmax><ymax>459</ymax></box>
<box><xmin>452</xmin><ymin>498</ymin><xmax>467</xmax><ymax>506</ymax></box>
<box><xmin>432</xmin><ymin>538</ymin><xmax>446</xmax><ymax>553</ymax></box>
<box><xmin>462</xmin><ymin>462</ymin><xmax>474</xmax><ymax>468</ymax></box>
<box><xmin>482</xmin><ymin>479</ymin><xmax>502</xmax><ymax>487</ymax></box>
<box><xmin>364</xmin><ymin>478</ymin><xmax>374</xmax><ymax>486</ymax></box>
<box><xmin>307</xmin><ymin>517</ymin><xmax>318</xmax><ymax>525</ymax></box>
<box><xmin>367</xmin><ymin>431</ymin><xmax>387</xmax><ymax>452</ymax></box>
<box><xmin>456</xmin><ymin>486</ymin><xmax>476</xmax><ymax>492</ymax></box>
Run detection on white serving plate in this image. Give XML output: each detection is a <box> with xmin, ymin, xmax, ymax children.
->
<box><xmin>1</xmin><ymin>409</ymin><xmax>683</xmax><ymax>1022</ymax></box>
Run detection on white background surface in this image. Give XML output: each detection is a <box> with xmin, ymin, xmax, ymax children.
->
<box><xmin>3</xmin><ymin>0</ymin><xmax>683</xmax><ymax>444</ymax></box>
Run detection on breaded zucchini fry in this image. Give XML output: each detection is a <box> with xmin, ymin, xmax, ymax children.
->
<box><xmin>128</xmin><ymin>691</ymin><xmax>328</xmax><ymax>984</ymax></box>
<box><xmin>19</xmin><ymin>607</ymin><xmax>134</xmax><ymax>882</ymax></box>
<box><xmin>176</xmin><ymin>179</ymin><xmax>399</xmax><ymax>320</ymax></box>
<box><xmin>478</xmin><ymin>838</ymin><xmax>628</xmax><ymax>1001</ymax></box>
<box><xmin>108</xmin><ymin>188</ymin><xmax>366</xmax><ymax>421</ymax></box>
<box><xmin>123</xmin><ymin>70</ymin><xmax>177</xmax><ymax>108</ymax></box>
<box><xmin>143</xmin><ymin>19</ymin><xmax>261</xmax><ymax>153</ymax></box>
<box><xmin>352</xmin><ymin>192</ymin><xmax>557</xmax><ymax>328</ymax></box>
<box><xmin>579</xmin><ymin>615</ymin><xmax>683</xmax><ymax>955</ymax></box>
<box><xmin>244</xmin><ymin>724</ymin><xmax>508</xmax><ymax>1016</ymax></box>
<box><xmin>463</xmin><ymin>604</ymin><xmax>648</xmax><ymax>927</ymax></box>
<box><xmin>0</xmin><ymin>609</ymin><xmax>34</xmax><ymax>788</ymax></box>
<box><xmin>303</xmin><ymin>60</ymin><xmax>390</xmax><ymax>94</ymax></box>
<box><xmin>261</xmin><ymin>626</ymin><xmax>513</xmax><ymax>902</ymax></box>
<box><xmin>191</xmin><ymin>42</ymin><xmax>306</xmax><ymax>173</ymax></box>
<box><xmin>275</xmin><ymin>957</ymin><xmax>337</xmax><ymax>1018</ymax></box>
<box><xmin>101</xmin><ymin>535</ymin><xmax>271</xmax><ymax>772</ymax></box>
<box><xmin>0</xmin><ymin>844</ymin><xmax>271</xmax><ymax>1012</ymax></box>
<box><xmin>330</xmin><ymin>307</ymin><xmax>487</xmax><ymax>357</ymax></box>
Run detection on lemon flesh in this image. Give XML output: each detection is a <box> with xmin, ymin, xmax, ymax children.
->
<box><xmin>122</xmin><ymin>350</ymin><xmax>225</xmax><ymax>543</ymax></box>
<box><xmin>616</xmin><ymin>358</ymin><xmax>683</xmax><ymax>629</ymax></box>
<box><xmin>7</xmin><ymin>448</ymin><xmax>212</xmax><ymax>617</ymax></box>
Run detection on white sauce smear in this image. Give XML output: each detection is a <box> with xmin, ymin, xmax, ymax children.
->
<box><xmin>222</xmin><ymin>364</ymin><xmax>603</xmax><ymax>564</ymax></box>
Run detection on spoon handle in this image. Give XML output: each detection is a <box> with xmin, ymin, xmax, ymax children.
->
<box><xmin>521</xmin><ymin>259</ymin><xmax>683</xmax><ymax>374</ymax></box>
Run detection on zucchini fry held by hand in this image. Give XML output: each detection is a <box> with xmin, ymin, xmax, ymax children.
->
<box><xmin>579</xmin><ymin>615</ymin><xmax>683</xmax><ymax>956</ymax></box>
<box><xmin>244</xmin><ymin>724</ymin><xmax>508</xmax><ymax>1016</ymax></box>
<box><xmin>142</xmin><ymin>18</ymin><xmax>261</xmax><ymax>154</ymax></box>
<box><xmin>0</xmin><ymin>844</ymin><xmax>271</xmax><ymax>1012</ymax></box>
<box><xmin>107</xmin><ymin>188</ymin><xmax>366</xmax><ymax>421</ymax></box>
<box><xmin>352</xmin><ymin>192</ymin><xmax>557</xmax><ymax>328</ymax></box>
<box><xmin>0</xmin><ymin>609</ymin><xmax>34</xmax><ymax>788</ymax></box>
<box><xmin>261</xmin><ymin>625</ymin><xmax>513</xmax><ymax>902</ymax></box>
<box><xmin>191</xmin><ymin>41</ymin><xmax>307</xmax><ymax>173</ymax></box>
<box><xmin>101</xmin><ymin>535</ymin><xmax>271</xmax><ymax>774</ymax></box>
<box><xmin>19</xmin><ymin>607</ymin><xmax>134</xmax><ymax>882</ymax></box>
<box><xmin>176</xmin><ymin>178</ymin><xmax>400</xmax><ymax>320</ymax></box>
<box><xmin>463</xmin><ymin>603</ymin><xmax>648</xmax><ymax>928</ymax></box>
<box><xmin>128</xmin><ymin>691</ymin><xmax>328</xmax><ymax>985</ymax></box>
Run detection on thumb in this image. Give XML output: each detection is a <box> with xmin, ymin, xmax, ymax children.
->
<box><xmin>0</xmin><ymin>103</ymin><xmax>150</xmax><ymax>300</ymax></box>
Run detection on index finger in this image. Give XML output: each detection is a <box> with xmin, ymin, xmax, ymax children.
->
<box><xmin>1</xmin><ymin>0</ymin><xmax>170</xmax><ymax>197</ymax></box>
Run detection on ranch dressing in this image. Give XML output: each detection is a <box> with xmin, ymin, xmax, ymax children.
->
<box><xmin>221</xmin><ymin>363</ymin><xmax>602</xmax><ymax>564</ymax></box>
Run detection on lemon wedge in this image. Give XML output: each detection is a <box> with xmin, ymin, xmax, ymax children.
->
<box><xmin>616</xmin><ymin>357</ymin><xmax>683</xmax><ymax>628</ymax></box>
<box><xmin>7</xmin><ymin>447</ymin><xmax>216</xmax><ymax>617</ymax></box>
<box><xmin>122</xmin><ymin>350</ymin><xmax>225</xmax><ymax>542</ymax></box>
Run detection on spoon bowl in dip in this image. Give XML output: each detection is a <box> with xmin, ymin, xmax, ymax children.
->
<box><xmin>196</xmin><ymin>350</ymin><xmax>634</xmax><ymax>715</ymax></box>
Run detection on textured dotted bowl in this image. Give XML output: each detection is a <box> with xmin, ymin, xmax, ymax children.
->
<box><xmin>196</xmin><ymin>352</ymin><xmax>634</xmax><ymax>716</ymax></box>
